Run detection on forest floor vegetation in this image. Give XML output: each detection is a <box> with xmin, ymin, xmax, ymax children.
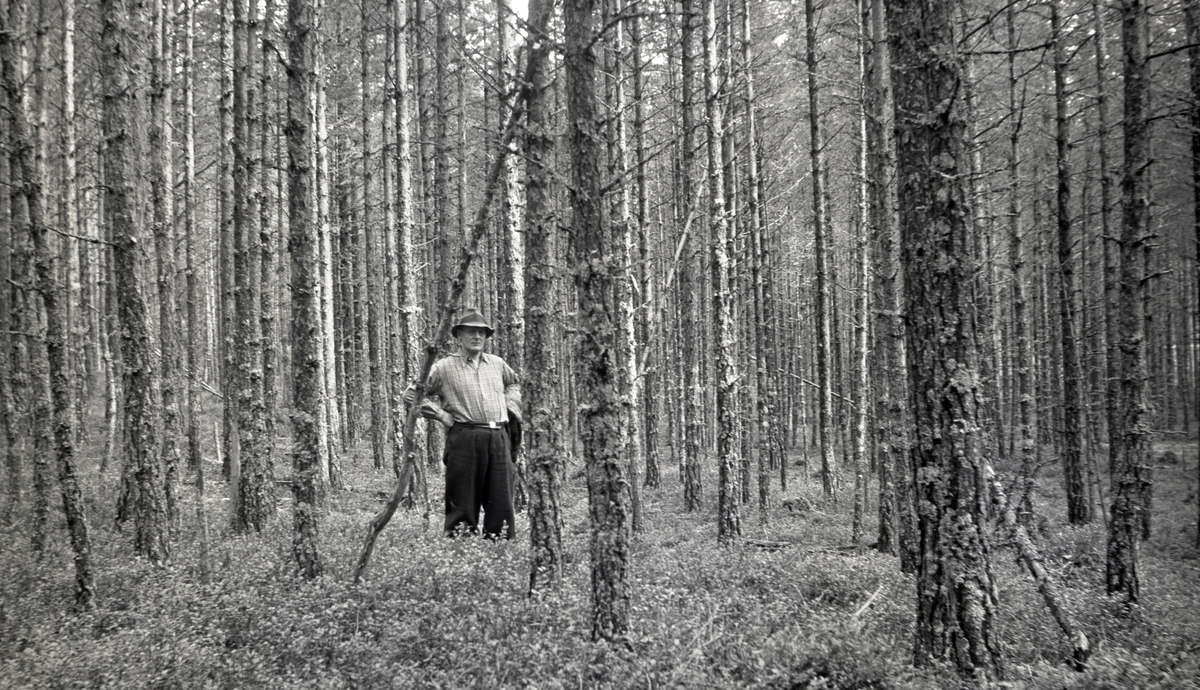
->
<box><xmin>1</xmin><ymin>425</ymin><xmax>1198</xmax><ymax>689</ymax></box>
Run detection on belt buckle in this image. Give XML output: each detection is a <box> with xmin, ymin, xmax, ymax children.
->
<box><xmin>488</xmin><ymin>421</ymin><xmax>497</xmax><ymax>429</ymax></box>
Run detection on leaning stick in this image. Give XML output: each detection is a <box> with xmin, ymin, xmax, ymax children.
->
<box><xmin>986</xmin><ymin>465</ymin><xmax>1091</xmax><ymax>671</ymax></box>
<box><xmin>353</xmin><ymin>58</ymin><xmax>534</xmax><ymax>585</ymax></box>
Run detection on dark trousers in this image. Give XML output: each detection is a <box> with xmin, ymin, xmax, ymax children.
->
<box><xmin>443</xmin><ymin>425</ymin><xmax>515</xmax><ymax>539</ymax></box>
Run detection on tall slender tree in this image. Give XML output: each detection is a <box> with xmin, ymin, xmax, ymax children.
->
<box><xmin>525</xmin><ymin>0</ymin><xmax>565</xmax><ymax>594</ymax></box>
<box><xmin>679</xmin><ymin>0</ymin><xmax>703</xmax><ymax>513</ymax></box>
<box><xmin>703</xmin><ymin>0</ymin><xmax>740</xmax><ymax>543</ymax></box>
<box><xmin>1106</xmin><ymin>0</ymin><xmax>1152</xmax><ymax>603</ymax></box>
<box><xmin>233</xmin><ymin>0</ymin><xmax>271</xmax><ymax>532</ymax></box>
<box><xmin>1185</xmin><ymin>0</ymin><xmax>1200</xmax><ymax>550</ymax></box>
<box><xmin>566</xmin><ymin>0</ymin><xmax>630</xmax><ymax>641</ymax></box>
<box><xmin>102</xmin><ymin>0</ymin><xmax>170</xmax><ymax>564</ymax></box>
<box><xmin>151</xmin><ymin>0</ymin><xmax>181</xmax><ymax>530</ymax></box>
<box><xmin>288</xmin><ymin>0</ymin><xmax>323</xmax><ymax>579</ymax></box>
<box><xmin>805</xmin><ymin>0</ymin><xmax>836</xmax><ymax>499</ymax></box>
<box><xmin>1052</xmin><ymin>0</ymin><xmax>1088</xmax><ymax>525</ymax></box>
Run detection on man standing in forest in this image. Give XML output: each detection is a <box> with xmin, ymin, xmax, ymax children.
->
<box><xmin>404</xmin><ymin>309</ymin><xmax>522</xmax><ymax>539</ymax></box>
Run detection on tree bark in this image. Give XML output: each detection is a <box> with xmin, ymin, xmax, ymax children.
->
<box><xmin>702</xmin><ymin>0</ymin><xmax>740</xmax><ymax>544</ymax></box>
<box><xmin>1052</xmin><ymin>0</ymin><xmax>1088</xmax><ymax>525</ymax></box>
<box><xmin>102</xmin><ymin>0</ymin><xmax>170</xmax><ymax>564</ymax></box>
<box><xmin>0</xmin><ymin>0</ymin><xmax>14</xmax><ymax>529</ymax></box>
<box><xmin>233</xmin><ymin>0</ymin><xmax>271</xmax><ymax>532</ymax></box>
<box><xmin>805</xmin><ymin>0</ymin><xmax>836</xmax><ymax>500</ymax></box>
<box><xmin>679</xmin><ymin>0</ymin><xmax>703</xmax><ymax>513</ymax></box>
<box><xmin>1009</xmin><ymin>3</ymin><xmax>1038</xmax><ymax>524</ymax></box>
<box><xmin>566</xmin><ymin>0</ymin><xmax>631</xmax><ymax>641</ymax></box>
<box><xmin>287</xmin><ymin>0</ymin><xmax>322</xmax><ymax>579</ymax></box>
<box><xmin>151</xmin><ymin>0</ymin><xmax>181</xmax><ymax>532</ymax></box>
<box><xmin>525</xmin><ymin>0</ymin><xmax>565</xmax><ymax>595</ymax></box>
<box><xmin>1185</xmin><ymin>0</ymin><xmax>1200</xmax><ymax>551</ymax></box>
<box><xmin>1106</xmin><ymin>0</ymin><xmax>1151</xmax><ymax>604</ymax></box>
<box><xmin>887</xmin><ymin>0</ymin><xmax>1002</xmax><ymax>676</ymax></box>
<box><xmin>182</xmin><ymin>0</ymin><xmax>203</xmax><ymax>477</ymax></box>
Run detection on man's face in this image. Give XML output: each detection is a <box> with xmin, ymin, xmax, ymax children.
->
<box><xmin>456</xmin><ymin>327</ymin><xmax>488</xmax><ymax>356</ymax></box>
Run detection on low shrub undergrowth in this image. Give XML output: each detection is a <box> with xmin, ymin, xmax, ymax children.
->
<box><xmin>1</xmin><ymin>440</ymin><xmax>1197</xmax><ymax>689</ymax></box>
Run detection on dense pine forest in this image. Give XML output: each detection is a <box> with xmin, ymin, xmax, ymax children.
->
<box><xmin>1</xmin><ymin>0</ymin><xmax>1198</xmax><ymax>686</ymax></box>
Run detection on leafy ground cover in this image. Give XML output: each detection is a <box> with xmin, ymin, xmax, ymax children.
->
<box><xmin>1</xmin><ymin>433</ymin><xmax>1197</xmax><ymax>689</ymax></box>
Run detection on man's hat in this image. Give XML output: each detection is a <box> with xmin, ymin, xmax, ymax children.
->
<box><xmin>451</xmin><ymin>308</ymin><xmax>495</xmax><ymax>337</ymax></box>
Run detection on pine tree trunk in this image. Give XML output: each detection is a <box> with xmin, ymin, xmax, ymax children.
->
<box><xmin>702</xmin><ymin>0</ymin><xmax>739</xmax><ymax>545</ymax></box>
<box><xmin>182</xmin><ymin>0</ymin><xmax>202</xmax><ymax>477</ymax></box>
<box><xmin>805</xmin><ymin>0</ymin><xmax>835</xmax><ymax>500</ymax></box>
<box><xmin>219</xmin><ymin>0</ymin><xmax>236</xmax><ymax>482</ymax></box>
<box><xmin>566</xmin><ymin>0</ymin><xmax>630</xmax><ymax>641</ymax></box>
<box><xmin>679</xmin><ymin>0</ymin><xmax>703</xmax><ymax>513</ymax></box>
<box><xmin>233</xmin><ymin>0</ymin><xmax>270</xmax><ymax>532</ymax></box>
<box><xmin>260</xmin><ymin>0</ymin><xmax>280</xmax><ymax>476</ymax></box>
<box><xmin>852</xmin><ymin>0</ymin><xmax>873</xmax><ymax>547</ymax></box>
<box><xmin>151</xmin><ymin>0</ymin><xmax>181</xmax><ymax>533</ymax></box>
<box><xmin>317</xmin><ymin>35</ymin><xmax>341</xmax><ymax>483</ymax></box>
<box><xmin>0</xmin><ymin>0</ymin><xmax>15</xmax><ymax>527</ymax></box>
<box><xmin>1092</xmin><ymin>0</ymin><xmax>1118</xmax><ymax>464</ymax></box>
<box><xmin>888</xmin><ymin>0</ymin><xmax>1001</xmax><ymax>676</ymax></box>
<box><xmin>867</xmin><ymin>0</ymin><xmax>911</xmax><ymax>567</ymax></box>
<box><xmin>287</xmin><ymin>0</ymin><xmax>322</xmax><ymax>579</ymax></box>
<box><xmin>525</xmin><ymin>0</ymin><xmax>565</xmax><ymax>594</ymax></box>
<box><xmin>1106</xmin><ymin>0</ymin><xmax>1151</xmax><ymax>604</ymax></box>
<box><xmin>363</xmin><ymin>0</ymin><xmax>388</xmax><ymax>472</ymax></box>
<box><xmin>1009</xmin><ymin>4</ymin><xmax>1038</xmax><ymax>524</ymax></box>
<box><xmin>390</xmin><ymin>0</ymin><xmax>429</xmax><ymax>508</ymax></box>
<box><xmin>29</xmin><ymin>70</ymin><xmax>94</xmax><ymax>604</ymax></box>
<box><xmin>4</xmin><ymin>0</ymin><xmax>39</xmax><ymax>543</ymax></box>
<box><xmin>102</xmin><ymin>0</ymin><xmax>170</xmax><ymax>564</ymax></box>
<box><xmin>743</xmin><ymin>0</ymin><xmax>775</xmax><ymax>527</ymax></box>
<box><xmin>1053</xmin><ymin>0</ymin><xmax>1088</xmax><ymax>525</ymax></box>
<box><xmin>1187</xmin><ymin>0</ymin><xmax>1200</xmax><ymax>550</ymax></box>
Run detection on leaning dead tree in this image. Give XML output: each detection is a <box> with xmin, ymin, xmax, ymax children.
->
<box><xmin>987</xmin><ymin>466</ymin><xmax>1091</xmax><ymax>671</ymax></box>
<box><xmin>353</xmin><ymin>55</ymin><xmax>535</xmax><ymax>584</ymax></box>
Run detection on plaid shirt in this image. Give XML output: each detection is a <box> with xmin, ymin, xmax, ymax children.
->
<box><xmin>425</xmin><ymin>351</ymin><xmax>521</xmax><ymax>426</ymax></box>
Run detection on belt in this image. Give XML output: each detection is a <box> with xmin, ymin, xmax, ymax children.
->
<box><xmin>455</xmin><ymin>420</ymin><xmax>508</xmax><ymax>429</ymax></box>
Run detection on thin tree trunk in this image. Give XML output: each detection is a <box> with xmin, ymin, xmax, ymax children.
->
<box><xmin>702</xmin><ymin>0</ymin><xmax>739</xmax><ymax>544</ymax></box>
<box><xmin>390</xmin><ymin>0</ymin><xmax>429</xmax><ymax>515</ymax></box>
<box><xmin>287</xmin><ymin>0</ymin><xmax>322</xmax><ymax>579</ymax></box>
<box><xmin>525</xmin><ymin>0</ymin><xmax>565</xmax><ymax>595</ymax></box>
<box><xmin>1106</xmin><ymin>0</ymin><xmax>1151</xmax><ymax>604</ymax></box>
<box><xmin>1009</xmin><ymin>3</ymin><xmax>1038</xmax><ymax>524</ymax></box>
<box><xmin>219</xmin><ymin>0</ymin><xmax>236</xmax><ymax>482</ymax></box>
<box><xmin>1187</xmin><ymin>0</ymin><xmax>1200</xmax><ymax>550</ymax></box>
<box><xmin>151</xmin><ymin>0</ymin><xmax>181</xmax><ymax>532</ymax></box>
<box><xmin>1053</xmin><ymin>0</ymin><xmax>1088</xmax><ymax>525</ymax></box>
<box><xmin>182</xmin><ymin>0</ymin><xmax>202</xmax><ymax>477</ymax></box>
<box><xmin>867</xmin><ymin>0</ymin><xmax>909</xmax><ymax>566</ymax></box>
<box><xmin>680</xmin><ymin>0</ymin><xmax>703</xmax><ymax>513</ymax></box>
<box><xmin>260</xmin><ymin>0</ymin><xmax>280</xmax><ymax>480</ymax></box>
<box><xmin>0</xmin><ymin>0</ymin><xmax>14</xmax><ymax>528</ymax></box>
<box><xmin>29</xmin><ymin>65</ymin><xmax>94</xmax><ymax>603</ymax></box>
<box><xmin>1093</xmin><ymin>0</ymin><xmax>1118</xmax><ymax>468</ymax></box>
<box><xmin>743</xmin><ymin>0</ymin><xmax>774</xmax><ymax>527</ymax></box>
<box><xmin>363</xmin><ymin>0</ymin><xmax>387</xmax><ymax>472</ymax></box>
<box><xmin>565</xmin><ymin>0</ymin><xmax>630</xmax><ymax>641</ymax></box>
<box><xmin>805</xmin><ymin>0</ymin><xmax>835</xmax><ymax>500</ymax></box>
<box><xmin>102</xmin><ymin>0</ymin><xmax>170</xmax><ymax>564</ymax></box>
<box><xmin>233</xmin><ymin>0</ymin><xmax>270</xmax><ymax>532</ymax></box>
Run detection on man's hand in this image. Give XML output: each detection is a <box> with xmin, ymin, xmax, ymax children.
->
<box><xmin>402</xmin><ymin>384</ymin><xmax>419</xmax><ymax>407</ymax></box>
<box><xmin>420</xmin><ymin>400</ymin><xmax>452</xmax><ymax>427</ymax></box>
